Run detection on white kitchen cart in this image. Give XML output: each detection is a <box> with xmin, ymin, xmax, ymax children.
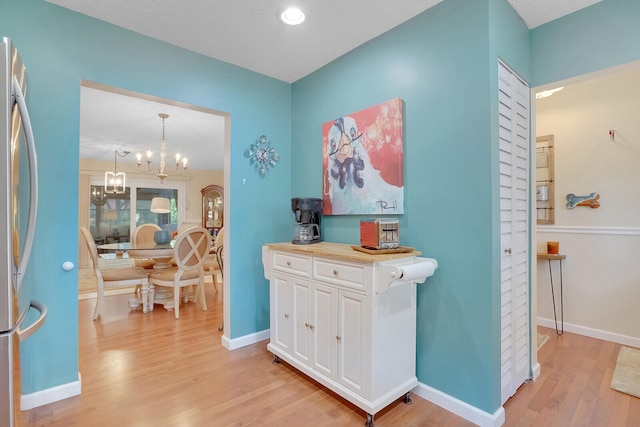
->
<box><xmin>262</xmin><ymin>242</ymin><xmax>437</xmax><ymax>426</ymax></box>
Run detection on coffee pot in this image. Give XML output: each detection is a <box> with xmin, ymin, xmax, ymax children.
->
<box><xmin>291</xmin><ymin>197</ymin><xmax>322</xmax><ymax>244</ymax></box>
<box><xmin>293</xmin><ymin>223</ymin><xmax>320</xmax><ymax>243</ymax></box>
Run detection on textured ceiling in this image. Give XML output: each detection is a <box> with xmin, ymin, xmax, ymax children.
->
<box><xmin>46</xmin><ymin>0</ymin><xmax>602</xmax><ymax>83</ymax></box>
<box><xmin>79</xmin><ymin>83</ymin><xmax>225</xmax><ymax>171</ymax></box>
<box><xmin>47</xmin><ymin>0</ymin><xmax>443</xmax><ymax>84</ymax></box>
<box><xmin>507</xmin><ymin>0</ymin><xmax>602</xmax><ymax>29</ymax></box>
<box><xmin>49</xmin><ymin>0</ymin><xmax>602</xmax><ymax>169</ymax></box>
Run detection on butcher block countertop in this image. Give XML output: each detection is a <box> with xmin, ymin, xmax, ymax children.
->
<box><xmin>264</xmin><ymin>241</ymin><xmax>421</xmax><ymax>263</ymax></box>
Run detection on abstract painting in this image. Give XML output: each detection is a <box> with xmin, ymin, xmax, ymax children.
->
<box><xmin>322</xmin><ymin>98</ymin><xmax>404</xmax><ymax>215</ymax></box>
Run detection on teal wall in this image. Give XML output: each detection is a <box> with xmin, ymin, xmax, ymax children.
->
<box><xmin>291</xmin><ymin>0</ymin><xmax>530</xmax><ymax>413</ymax></box>
<box><xmin>1</xmin><ymin>0</ymin><xmax>290</xmax><ymax>394</ymax></box>
<box><xmin>531</xmin><ymin>0</ymin><xmax>640</xmax><ymax>86</ymax></box>
<box><xmin>3</xmin><ymin>0</ymin><xmax>640</xmax><ymax>418</ymax></box>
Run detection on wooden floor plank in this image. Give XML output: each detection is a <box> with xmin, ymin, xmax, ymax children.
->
<box><xmin>16</xmin><ymin>289</ymin><xmax>640</xmax><ymax>426</ymax></box>
<box><xmin>504</xmin><ymin>328</ymin><xmax>640</xmax><ymax>427</ymax></box>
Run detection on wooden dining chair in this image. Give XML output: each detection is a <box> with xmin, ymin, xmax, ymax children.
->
<box><xmin>214</xmin><ymin>243</ymin><xmax>224</xmax><ymax>331</ymax></box>
<box><xmin>204</xmin><ymin>227</ymin><xmax>223</xmax><ymax>291</ymax></box>
<box><xmin>148</xmin><ymin>226</ymin><xmax>211</xmax><ymax>319</ymax></box>
<box><xmin>131</xmin><ymin>223</ymin><xmax>161</xmax><ymax>267</ymax></box>
<box><xmin>80</xmin><ymin>226</ymin><xmax>151</xmax><ymax>319</ymax></box>
<box><xmin>131</xmin><ymin>223</ymin><xmax>162</xmax><ymax>297</ymax></box>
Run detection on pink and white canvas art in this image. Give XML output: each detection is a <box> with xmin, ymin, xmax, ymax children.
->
<box><xmin>322</xmin><ymin>98</ymin><xmax>404</xmax><ymax>215</ymax></box>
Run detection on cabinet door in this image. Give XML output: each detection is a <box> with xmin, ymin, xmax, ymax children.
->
<box><xmin>292</xmin><ymin>277</ymin><xmax>312</xmax><ymax>365</ymax></box>
<box><xmin>337</xmin><ymin>289</ymin><xmax>367</xmax><ymax>396</ymax></box>
<box><xmin>271</xmin><ymin>272</ymin><xmax>292</xmax><ymax>352</ymax></box>
<box><xmin>311</xmin><ymin>282</ymin><xmax>337</xmax><ymax>379</ymax></box>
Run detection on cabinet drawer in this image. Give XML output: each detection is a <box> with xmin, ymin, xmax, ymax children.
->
<box><xmin>313</xmin><ymin>258</ymin><xmax>365</xmax><ymax>291</ymax></box>
<box><xmin>273</xmin><ymin>251</ymin><xmax>311</xmax><ymax>277</ymax></box>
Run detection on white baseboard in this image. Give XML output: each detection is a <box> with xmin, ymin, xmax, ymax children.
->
<box><xmin>412</xmin><ymin>382</ymin><xmax>504</xmax><ymax>427</ymax></box>
<box><xmin>224</xmin><ymin>331</ymin><xmax>507</xmax><ymax>425</ymax></box>
<box><xmin>21</xmin><ymin>372</ymin><xmax>82</xmax><ymax>410</ymax></box>
<box><xmin>537</xmin><ymin>317</ymin><xmax>640</xmax><ymax>348</ymax></box>
<box><xmin>531</xmin><ymin>362</ymin><xmax>541</xmax><ymax>381</ymax></box>
<box><xmin>221</xmin><ymin>329</ymin><xmax>269</xmax><ymax>350</ymax></box>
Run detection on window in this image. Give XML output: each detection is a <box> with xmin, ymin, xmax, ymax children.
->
<box><xmin>89</xmin><ymin>178</ymin><xmax>186</xmax><ymax>243</ymax></box>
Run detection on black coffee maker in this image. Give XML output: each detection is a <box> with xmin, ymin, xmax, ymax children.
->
<box><xmin>291</xmin><ymin>197</ymin><xmax>322</xmax><ymax>244</ymax></box>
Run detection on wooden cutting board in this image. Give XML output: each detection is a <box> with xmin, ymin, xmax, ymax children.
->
<box><xmin>351</xmin><ymin>245</ymin><xmax>415</xmax><ymax>255</ymax></box>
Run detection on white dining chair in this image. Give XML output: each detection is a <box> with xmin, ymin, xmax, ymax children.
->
<box><xmin>131</xmin><ymin>224</ymin><xmax>161</xmax><ymax>266</ymax></box>
<box><xmin>148</xmin><ymin>226</ymin><xmax>211</xmax><ymax>319</ymax></box>
<box><xmin>80</xmin><ymin>226</ymin><xmax>151</xmax><ymax>319</ymax></box>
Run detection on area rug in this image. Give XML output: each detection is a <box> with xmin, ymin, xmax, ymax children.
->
<box><xmin>537</xmin><ymin>333</ymin><xmax>549</xmax><ymax>350</ymax></box>
<box><xmin>611</xmin><ymin>346</ymin><xmax>640</xmax><ymax>398</ymax></box>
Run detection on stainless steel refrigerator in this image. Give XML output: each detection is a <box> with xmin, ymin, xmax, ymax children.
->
<box><xmin>1</xmin><ymin>37</ymin><xmax>47</xmax><ymax>427</ymax></box>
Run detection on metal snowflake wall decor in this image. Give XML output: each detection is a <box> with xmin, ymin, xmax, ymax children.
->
<box><xmin>245</xmin><ymin>134</ymin><xmax>279</xmax><ymax>178</ymax></box>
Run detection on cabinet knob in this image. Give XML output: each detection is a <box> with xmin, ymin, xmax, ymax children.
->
<box><xmin>284</xmin><ymin>313</ymin><xmax>289</xmax><ymax>319</ymax></box>
<box><xmin>286</xmin><ymin>261</ymin><xmax>291</xmax><ymax>266</ymax></box>
<box><xmin>305</xmin><ymin>322</ymin><xmax>309</xmax><ymax>328</ymax></box>
<box><xmin>336</xmin><ymin>335</ymin><xmax>341</xmax><ymax>341</ymax></box>
<box><xmin>309</xmin><ymin>324</ymin><xmax>314</xmax><ymax>330</ymax></box>
<box><xmin>333</xmin><ymin>269</ymin><xmax>339</xmax><ymax>276</ymax></box>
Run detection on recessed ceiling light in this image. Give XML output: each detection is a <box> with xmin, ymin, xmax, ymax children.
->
<box><xmin>281</xmin><ymin>7</ymin><xmax>305</xmax><ymax>25</ymax></box>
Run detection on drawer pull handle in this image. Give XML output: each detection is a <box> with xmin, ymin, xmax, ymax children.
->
<box><xmin>336</xmin><ymin>335</ymin><xmax>341</xmax><ymax>341</ymax></box>
<box><xmin>333</xmin><ymin>269</ymin><xmax>339</xmax><ymax>276</ymax></box>
<box><xmin>286</xmin><ymin>261</ymin><xmax>291</xmax><ymax>266</ymax></box>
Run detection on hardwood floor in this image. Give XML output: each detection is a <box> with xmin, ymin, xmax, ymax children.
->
<box><xmin>16</xmin><ymin>287</ymin><xmax>640</xmax><ymax>426</ymax></box>
<box><xmin>504</xmin><ymin>327</ymin><xmax>640</xmax><ymax>427</ymax></box>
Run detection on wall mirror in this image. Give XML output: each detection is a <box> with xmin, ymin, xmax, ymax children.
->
<box><xmin>202</xmin><ymin>184</ymin><xmax>224</xmax><ymax>234</ymax></box>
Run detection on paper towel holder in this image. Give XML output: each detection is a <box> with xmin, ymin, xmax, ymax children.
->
<box><xmin>375</xmin><ymin>257</ymin><xmax>438</xmax><ymax>293</ymax></box>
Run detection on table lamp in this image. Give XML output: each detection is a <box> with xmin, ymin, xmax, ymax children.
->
<box><xmin>150</xmin><ymin>197</ymin><xmax>172</xmax><ymax>244</ymax></box>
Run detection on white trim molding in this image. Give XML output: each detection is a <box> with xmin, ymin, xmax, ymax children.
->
<box><xmin>412</xmin><ymin>382</ymin><xmax>505</xmax><ymax>427</ymax></box>
<box><xmin>537</xmin><ymin>225</ymin><xmax>640</xmax><ymax>236</ymax></box>
<box><xmin>537</xmin><ymin>317</ymin><xmax>640</xmax><ymax>348</ymax></box>
<box><xmin>221</xmin><ymin>329</ymin><xmax>269</xmax><ymax>350</ymax></box>
<box><xmin>21</xmin><ymin>373</ymin><xmax>82</xmax><ymax>410</ymax></box>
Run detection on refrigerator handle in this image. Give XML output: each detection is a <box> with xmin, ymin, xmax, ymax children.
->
<box><xmin>12</xmin><ymin>76</ymin><xmax>39</xmax><ymax>291</ymax></box>
<box><xmin>17</xmin><ymin>300</ymin><xmax>47</xmax><ymax>342</ymax></box>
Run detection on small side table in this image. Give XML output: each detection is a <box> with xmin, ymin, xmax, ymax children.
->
<box><xmin>537</xmin><ymin>253</ymin><xmax>566</xmax><ymax>336</ymax></box>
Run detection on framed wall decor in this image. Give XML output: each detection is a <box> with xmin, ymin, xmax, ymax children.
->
<box><xmin>322</xmin><ymin>98</ymin><xmax>404</xmax><ymax>215</ymax></box>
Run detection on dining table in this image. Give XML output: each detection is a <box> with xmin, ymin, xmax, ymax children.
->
<box><xmin>97</xmin><ymin>241</ymin><xmax>177</xmax><ymax>312</ymax></box>
<box><xmin>97</xmin><ymin>241</ymin><xmax>175</xmax><ymax>269</ymax></box>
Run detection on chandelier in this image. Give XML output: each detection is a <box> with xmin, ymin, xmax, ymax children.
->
<box><xmin>91</xmin><ymin>186</ymin><xmax>107</xmax><ymax>206</ymax></box>
<box><xmin>104</xmin><ymin>150</ymin><xmax>130</xmax><ymax>194</ymax></box>
<box><xmin>136</xmin><ymin>113</ymin><xmax>188</xmax><ymax>183</ymax></box>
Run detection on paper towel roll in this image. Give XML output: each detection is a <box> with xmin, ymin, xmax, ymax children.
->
<box><xmin>376</xmin><ymin>258</ymin><xmax>438</xmax><ymax>293</ymax></box>
<box><xmin>398</xmin><ymin>261</ymin><xmax>435</xmax><ymax>282</ymax></box>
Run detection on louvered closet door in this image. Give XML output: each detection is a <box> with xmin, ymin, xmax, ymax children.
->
<box><xmin>498</xmin><ymin>61</ymin><xmax>530</xmax><ymax>404</ymax></box>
